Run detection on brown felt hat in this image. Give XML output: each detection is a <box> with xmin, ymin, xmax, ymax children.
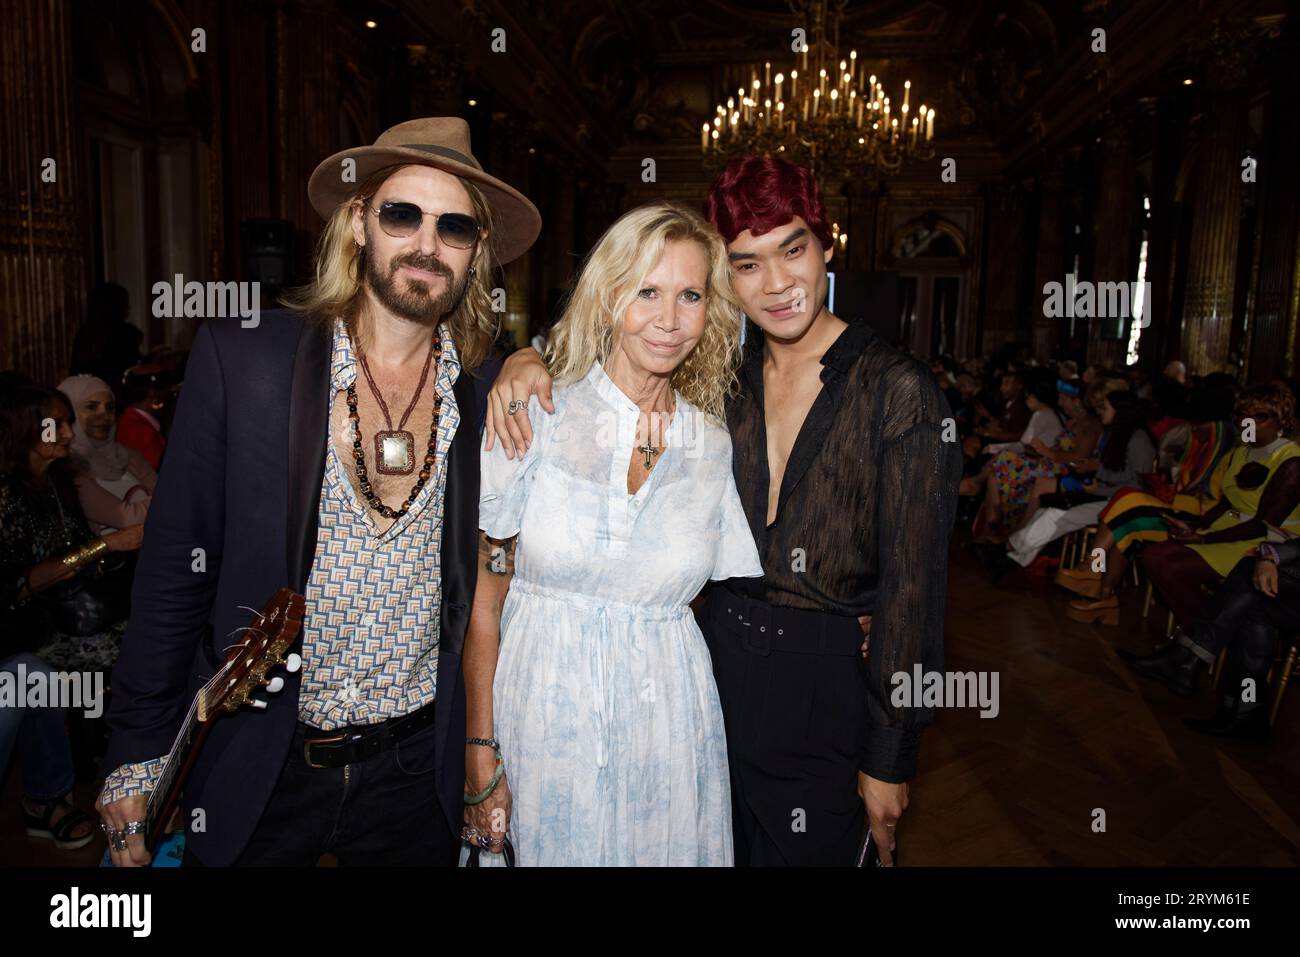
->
<box><xmin>307</xmin><ymin>116</ymin><xmax>541</xmax><ymax>265</ymax></box>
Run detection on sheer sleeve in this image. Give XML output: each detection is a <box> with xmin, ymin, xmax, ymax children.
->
<box><xmin>867</xmin><ymin>362</ymin><xmax>962</xmax><ymax>782</ymax></box>
<box><xmin>478</xmin><ymin>395</ymin><xmax>549</xmax><ymax>539</ymax></box>
<box><xmin>710</xmin><ymin>435</ymin><xmax>763</xmax><ymax>581</ymax></box>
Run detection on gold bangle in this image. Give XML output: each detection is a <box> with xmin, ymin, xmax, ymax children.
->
<box><xmin>60</xmin><ymin>538</ymin><xmax>108</xmax><ymax>572</ymax></box>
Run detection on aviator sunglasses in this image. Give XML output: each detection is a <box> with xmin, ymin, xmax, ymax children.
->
<box><xmin>366</xmin><ymin>200</ymin><xmax>481</xmax><ymax>248</ymax></box>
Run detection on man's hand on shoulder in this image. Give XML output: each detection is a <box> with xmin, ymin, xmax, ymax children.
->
<box><xmin>485</xmin><ymin>347</ymin><xmax>554</xmax><ymax>458</ymax></box>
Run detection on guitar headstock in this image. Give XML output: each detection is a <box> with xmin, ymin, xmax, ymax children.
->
<box><xmin>198</xmin><ymin>588</ymin><xmax>306</xmax><ymax>721</ymax></box>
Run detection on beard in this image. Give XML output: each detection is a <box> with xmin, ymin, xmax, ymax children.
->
<box><xmin>363</xmin><ymin>237</ymin><xmax>471</xmax><ymax>325</ymax></box>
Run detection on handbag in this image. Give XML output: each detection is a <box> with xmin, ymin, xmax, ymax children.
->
<box><xmin>460</xmin><ymin>836</ymin><xmax>516</xmax><ymax>867</ymax></box>
<box><xmin>42</xmin><ymin>553</ymin><xmax>133</xmax><ymax>637</ymax></box>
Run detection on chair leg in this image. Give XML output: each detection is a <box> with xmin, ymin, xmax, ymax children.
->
<box><xmin>1141</xmin><ymin>580</ymin><xmax>1154</xmax><ymax>619</ymax></box>
<box><xmin>1268</xmin><ymin>642</ymin><xmax>1298</xmax><ymax>727</ymax></box>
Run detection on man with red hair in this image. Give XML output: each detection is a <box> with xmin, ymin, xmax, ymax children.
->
<box><xmin>486</xmin><ymin>156</ymin><xmax>959</xmax><ymax>866</ymax></box>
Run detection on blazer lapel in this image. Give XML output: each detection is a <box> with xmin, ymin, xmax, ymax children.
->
<box><xmin>285</xmin><ymin>319</ymin><xmax>332</xmax><ymax>595</ymax></box>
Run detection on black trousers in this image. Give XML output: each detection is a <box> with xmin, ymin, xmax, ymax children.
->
<box><xmin>699</xmin><ymin>585</ymin><xmax>868</xmax><ymax>866</ymax></box>
<box><xmin>1190</xmin><ymin>556</ymin><xmax>1300</xmax><ymax>703</ymax></box>
<box><xmin>183</xmin><ymin>711</ymin><xmax>455</xmax><ymax>867</ymax></box>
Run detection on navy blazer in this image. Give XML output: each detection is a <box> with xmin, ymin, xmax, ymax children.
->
<box><xmin>102</xmin><ymin>309</ymin><xmax>498</xmax><ymax>865</ymax></box>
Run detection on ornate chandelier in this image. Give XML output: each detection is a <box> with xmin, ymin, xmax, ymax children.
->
<box><xmin>701</xmin><ymin>0</ymin><xmax>936</xmax><ymax>185</ymax></box>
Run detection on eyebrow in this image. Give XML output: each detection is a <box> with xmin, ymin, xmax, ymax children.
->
<box><xmin>727</xmin><ymin>226</ymin><xmax>808</xmax><ymax>262</ymax></box>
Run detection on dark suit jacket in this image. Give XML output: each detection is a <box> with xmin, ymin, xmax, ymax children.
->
<box><xmin>103</xmin><ymin>309</ymin><xmax>498</xmax><ymax>865</ymax></box>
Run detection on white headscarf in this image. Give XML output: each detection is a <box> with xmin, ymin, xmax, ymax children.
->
<box><xmin>56</xmin><ymin>374</ymin><xmax>131</xmax><ymax>481</ymax></box>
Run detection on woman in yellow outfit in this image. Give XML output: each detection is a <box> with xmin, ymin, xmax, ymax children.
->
<box><xmin>1133</xmin><ymin>384</ymin><xmax>1300</xmax><ymax>629</ymax></box>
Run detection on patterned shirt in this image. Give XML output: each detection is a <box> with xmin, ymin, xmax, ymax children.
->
<box><xmin>100</xmin><ymin>318</ymin><xmax>460</xmax><ymax>804</ymax></box>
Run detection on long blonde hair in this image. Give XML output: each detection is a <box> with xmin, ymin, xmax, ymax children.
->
<box><xmin>544</xmin><ymin>202</ymin><xmax>743</xmax><ymax>421</ymax></box>
<box><xmin>281</xmin><ymin>165</ymin><xmax>499</xmax><ymax>372</ymax></box>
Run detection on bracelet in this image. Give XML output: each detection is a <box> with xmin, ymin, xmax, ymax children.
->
<box><xmin>1259</xmin><ymin>543</ymin><xmax>1281</xmax><ymax>565</ymax></box>
<box><xmin>60</xmin><ymin>537</ymin><xmax>108</xmax><ymax>572</ymax></box>
<box><xmin>463</xmin><ymin>748</ymin><xmax>504</xmax><ymax>805</ymax></box>
<box><xmin>466</xmin><ymin>736</ymin><xmax>499</xmax><ymax>749</ymax></box>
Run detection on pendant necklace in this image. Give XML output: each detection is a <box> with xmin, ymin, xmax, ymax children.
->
<box><xmin>355</xmin><ymin>333</ymin><xmax>436</xmax><ymax>475</ymax></box>
<box><xmin>347</xmin><ymin>330</ymin><xmax>442</xmax><ymax>520</ymax></box>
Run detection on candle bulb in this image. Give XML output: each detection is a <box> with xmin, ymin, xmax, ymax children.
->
<box><xmin>765</xmin><ymin>61</ymin><xmax>770</xmax><ymax>91</ymax></box>
<box><xmin>926</xmin><ymin>108</ymin><xmax>934</xmax><ymax>141</ymax></box>
<box><xmin>903</xmin><ymin>79</ymin><xmax>910</xmax><ymax>115</ymax></box>
<box><xmin>777</xmin><ymin>99</ymin><xmax>785</xmax><ymax>132</ymax></box>
<box><xmin>830</xmin><ymin>88</ymin><xmax>838</xmax><ymax>116</ymax></box>
<box><xmin>850</xmin><ymin>49</ymin><xmax>857</xmax><ymax>85</ymax></box>
<box><xmin>711</xmin><ymin>128</ymin><xmax>719</xmax><ymax>151</ymax></box>
<box><xmin>790</xmin><ymin>69</ymin><xmax>798</xmax><ymax>100</ymax></box>
<box><xmin>701</xmin><ymin>123</ymin><xmax>708</xmax><ymax>153</ymax></box>
<box><xmin>813</xmin><ymin>87</ymin><xmax>820</xmax><ymax>117</ymax></box>
<box><xmin>764</xmin><ymin>98</ymin><xmax>771</xmax><ymax>128</ymax></box>
<box><xmin>775</xmin><ymin>72</ymin><xmax>783</xmax><ymax>105</ymax></box>
<box><xmin>819</xmin><ymin>68</ymin><xmax>827</xmax><ymax>96</ymax></box>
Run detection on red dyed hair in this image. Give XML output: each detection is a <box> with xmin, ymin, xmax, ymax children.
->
<box><xmin>704</xmin><ymin>155</ymin><xmax>833</xmax><ymax>252</ymax></box>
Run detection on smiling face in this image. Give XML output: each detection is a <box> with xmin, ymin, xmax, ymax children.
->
<box><xmin>725</xmin><ymin>216</ymin><xmax>832</xmax><ymax>342</ymax></box>
<box><xmin>351</xmin><ymin>164</ymin><xmax>481</xmax><ymax>325</ymax></box>
<box><xmin>77</xmin><ymin>389</ymin><xmax>116</xmax><ymax>442</ymax></box>
<box><xmin>612</xmin><ymin>238</ymin><xmax>709</xmax><ymax>378</ymax></box>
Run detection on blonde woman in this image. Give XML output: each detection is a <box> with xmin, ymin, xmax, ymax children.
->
<box><xmin>462</xmin><ymin>202</ymin><xmax>763</xmax><ymax>866</ymax></box>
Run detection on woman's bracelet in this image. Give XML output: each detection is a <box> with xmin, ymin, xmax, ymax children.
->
<box><xmin>463</xmin><ymin>748</ymin><xmax>504</xmax><ymax>805</ymax></box>
<box><xmin>466</xmin><ymin>736</ymin><xmax>499</xmax><ymax>749</ymax></box>
<box><xmin>60</xmin><ymin>537</ymin><xmax>108</xmax><ymax>573</ymax></box>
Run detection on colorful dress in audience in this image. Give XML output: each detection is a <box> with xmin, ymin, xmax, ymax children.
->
<box><xmin>1188</xmin><ymin>439</ymin><xmax>1300</xmax><ymax>576</ymax></box>
<box><xmin>990</xmin><ymin>428</ymin><xmax>1079</xmax><ymax>528</ymax></box>
<box><xmin>1098</xmin><ymin>419</ymin><xmax>1234</xmax><ymax>554</ymax></box>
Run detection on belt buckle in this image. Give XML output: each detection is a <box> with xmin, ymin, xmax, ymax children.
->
<box><xmin>303</xmin><ymin>731</ymin><xmax>348</xmax><ymax>769</ymax></box>
<box><xmin>743</xmin><ymin>601</ymin><xmax>772</xmax><ymax>656</ymax></box>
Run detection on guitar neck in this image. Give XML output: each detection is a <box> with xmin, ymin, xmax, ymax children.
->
<box><xmin>144</xmin><ymin>667</ymin><xmax>226</xmax><ymax>854</ymax></box>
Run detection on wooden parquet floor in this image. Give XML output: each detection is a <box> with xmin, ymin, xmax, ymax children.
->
<box><xmin>3</xmin><ymin>544</ymin><xmax>1297</xmax><ymax>867</ymax></box>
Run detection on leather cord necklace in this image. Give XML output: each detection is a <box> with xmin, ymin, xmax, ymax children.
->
<box><xmin>356</xmin><ymin>333</ymin><xmax>436</xmax><ymax>476</ymax></box>
<box><xmin>347</xmin><ymin>330</ymin><xmax>442</xmax><ymax>520</ymax></box>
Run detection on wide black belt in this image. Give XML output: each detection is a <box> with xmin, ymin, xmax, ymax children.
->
<box><xmin>713</xmin><ymin>585</ymin><xmax>865</xmax><ymax>658</ymax></box>
<box><xmin>301</xmin><ymin>701</ymin><xmax>436</xmax><ymax>769</ymax></box>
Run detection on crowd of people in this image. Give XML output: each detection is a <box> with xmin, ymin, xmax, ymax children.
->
<box><xmin>939</xmin><ymin>346</ymin><xmax>1300</xmax><ymax>742</ymax></box>
<box><xmin>1</xmin><ymin>286</ymin><xmax>182</xmax><ymax>852</ymax></box>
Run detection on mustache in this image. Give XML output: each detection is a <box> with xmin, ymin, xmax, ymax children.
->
<box><xmin>390</xmin><ymin>253</ymin><xmax>453</xmax><ymax>280</ymax></box>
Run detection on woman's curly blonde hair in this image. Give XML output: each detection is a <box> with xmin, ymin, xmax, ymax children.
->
<box><xmin>543</xmin><ymin>201</ymin><xmax>744</xmax><ymax>422</ymax></box>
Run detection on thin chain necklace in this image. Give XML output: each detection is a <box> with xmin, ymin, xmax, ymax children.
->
<box><xmin>347</xmin><ymin>330</ymin><xmax>442</xmax><ymax>520</ymax></box>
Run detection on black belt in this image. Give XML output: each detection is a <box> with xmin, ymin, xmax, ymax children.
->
<box><xmin>713</xmin><ymin>586</ymin><xmax>865</xmax><ymax>657</ymax></box>
<box><xmin>301</xmin><ymin>702</ymin><xmax>436</xmax><ymax>769</ymax></box>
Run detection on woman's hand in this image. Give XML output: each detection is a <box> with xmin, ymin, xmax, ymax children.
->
<box><xmin>1253</xmin><ymin>557</ymin><xmax>1280</xmax><ymax>597</ymax></box>
<box><xmin>103</xmin><ymin>526</ymin><xmax>144</xmax><ymax>551</ymax></box>
<box><xmin>858</xmin><ymin>614</ymin><xmax>871</xmax><ymax>659</ymax></box>
<box><xmin>463</xmin><ymin>745</ymin><xmax>512</xmax><ymax>854</ymax></box>
<box><xmin>486</xmin><ymin>348</ymin><xmax>554</xmax><ymax>459</ymax></box>
<box><xmin>1166</xmin><ymin>517</ymin><xmax>1200</xmax><ymax>542</ymax></box>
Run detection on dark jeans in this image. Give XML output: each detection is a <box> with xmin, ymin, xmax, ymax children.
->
<box><xmin>1187</xmin><ymin>557</ymin><xmax>1300</xmax><ymax>701</ymax></box>
<box><xmin>0</xmin><ymin>653</ymin><xmax>77</xmax><ymax>802</ymax></box>
<box><xmin>184</xmin><ymin>713</ymin><xmax>454</xmax><ymax>866</ymax></box>
<box><xmin>699</xmin><ymin>586</ymin><xmax>868</xmax><ymax>866</ymax></box>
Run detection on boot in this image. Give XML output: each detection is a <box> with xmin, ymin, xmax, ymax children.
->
<box><xmin>1118</xmin><ymin>638</ymin><xmax>1204</xmax><ymax>696</ymax></box>
<box><xmin>1055</xmin><ymin>566</ymin><xmax>1103</xmax><ymax>598</ymax></box>
<box><xmin>1184</xmin><ymin>700</ymin><xmax>1271</xmax><ymax>741</ymax></box>
<box><xmin>1066</xmin><ymin>595</ymin><xmax>1119</xmax><ymax>625</ymax></box>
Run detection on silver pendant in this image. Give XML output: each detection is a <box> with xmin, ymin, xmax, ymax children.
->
<box><xmin>375</xmin><ymin>430</ymin><xmax>415</xmax><ymax>475</ymax></box>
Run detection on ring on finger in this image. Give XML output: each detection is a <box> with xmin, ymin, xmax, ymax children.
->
<box><xmin>507</xmin><ymin>399</ymin><xmax>526</xmax><ymax>414</ymax></box>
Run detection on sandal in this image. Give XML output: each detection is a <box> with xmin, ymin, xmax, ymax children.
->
<box><xmin>23</xmin><ymin>797</ymin><xmax>97</xmax><ymax>850</ymax></box>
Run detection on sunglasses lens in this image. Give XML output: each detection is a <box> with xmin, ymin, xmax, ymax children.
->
<box><xmin>437</xmin><ymin>213</ymin><xmax>479</xmax><ymax>248</ymax></box>
<box><xmin>377</xmin><ymin>202</ymin><xmax>422</xmax><ymax>236</ymax></box>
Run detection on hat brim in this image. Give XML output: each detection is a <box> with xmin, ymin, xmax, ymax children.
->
<box><xmin>308</xmin><ymin>146</ymin><xmax>541</xmax><ymax>265</ymax></box>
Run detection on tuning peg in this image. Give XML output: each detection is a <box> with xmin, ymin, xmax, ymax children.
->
<box><xmin>266</xmin><ymin>676</ymin><xmax>285</xmax><ymax>694</ymax></box>
<box><xmin>249</xmin><ymin>698</ymin><xmax>268</xmax><ymax>710</ymax></box>
<box><xmin>286</xmin><ymin>653</ymin><xmax>302</xmax><ymax>674</ymax></box>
